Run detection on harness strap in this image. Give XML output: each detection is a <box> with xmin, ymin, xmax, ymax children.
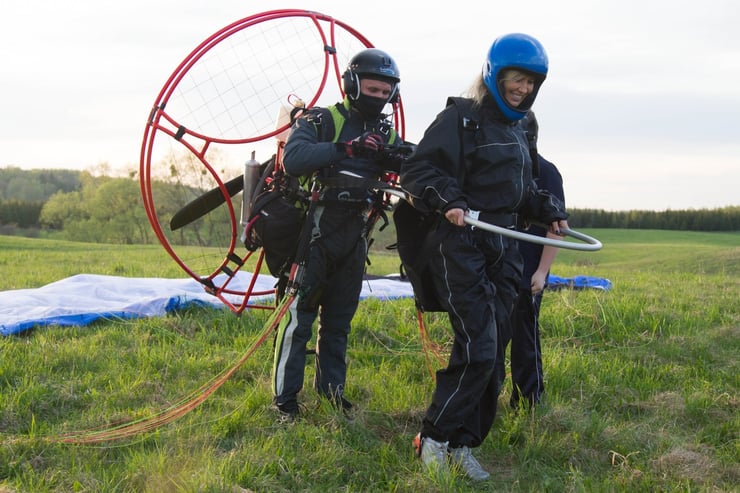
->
<box><xmin>326</xmin><ymin>99</ymin><xmax>398</xmax><ymax>144</ymax></box>
<box><xmin>467</xmin><ymin>209</ymin><xmax>519</xmax><ymax>229</ymax></box>
<box><xmin>318</xmin><ymin>175</ymin><xmax>386</xmax><ymax>190</ymax></box>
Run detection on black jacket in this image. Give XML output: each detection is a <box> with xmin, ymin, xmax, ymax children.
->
<box><xmin>283</xmin><ymin>99</ymin><xmax>397</xmax><ymax>180</ymax></box>
<box><xmin>400</xmin><ymin>96</ymin><xmax>566</xmax><ymax>224</ymax></box>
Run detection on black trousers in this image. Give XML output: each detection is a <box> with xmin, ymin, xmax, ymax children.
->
<box><xmin>272</xmin><ymin>205</ymin><xmax>368</xmax><ymax>406</ymax></box>
<box><xmin>509</xmin><ymin>288</ymin><xmax>545</xmax><ymax>408</ymax></box>
<box><xmin>421</xmin><ymin>225</ymin><xmax>521</xmax><ymax>448</ymax></box>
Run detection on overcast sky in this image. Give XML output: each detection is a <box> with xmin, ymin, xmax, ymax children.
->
<box><xmin>1</xmin><ymin>0</ymin><xmax>738</xmax><ymax>211</ymax></box>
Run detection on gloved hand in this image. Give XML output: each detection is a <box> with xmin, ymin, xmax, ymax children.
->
<box><xmin>344</xmin><ymin>132</ymin><xmax>383</xmax><ymax>158</ymax></box>
<box><xmin>375</xmin><ymin>143</ymin><xmax>416</xmax><ymax>173</ymax></box>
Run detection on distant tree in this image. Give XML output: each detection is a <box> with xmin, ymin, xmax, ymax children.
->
<box><xmin>87</xmin><ymin>179</ymin><xmax>151</xmax><ymax>244</ymax></box>
<box><xmin>39</xmin><ymin>190</ymin><xmax>87</xmax><ymax>231</ymax></box>
<box><xmin>0</xmin><ymin>200</ymin><xmax>44</xmax><ymax>227</ymax></box>
<box><xmin>567</xmin><ymin>206</ymin><xmax>739</xmax><ymax>231</ymax></box>
<box><xmin>0</xmin><ymin>166</ymin><xmax>82</xmax><ymax>201</ymax></box>
<box><xmin>39</xmin><ymin>174</ymin><xmax>155</xmax><ymax>244</ymax></box>
<box><xmin>4</xmin><ymin>177</ymin><xmax>46</xmax><ymax>202</ymax></box>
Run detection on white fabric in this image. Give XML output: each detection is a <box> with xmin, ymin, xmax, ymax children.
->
<box><xmin>0</xmin><ymin>272</ymin><xmax>414</xmax><ymax>336</ymax></box>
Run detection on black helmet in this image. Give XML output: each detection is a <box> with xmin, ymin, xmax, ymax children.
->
<box><xmin>342</xmin><ymin>48</ymin><xmax>401</xmax><ymax>104</ymax></box>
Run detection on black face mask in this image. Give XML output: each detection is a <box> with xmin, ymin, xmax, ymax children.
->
<box><xmin>353</xmin><ymin>94</ymin><xmax>388</xmax><ymax>120</ymax></box>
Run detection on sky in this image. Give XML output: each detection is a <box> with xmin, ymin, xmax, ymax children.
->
<box><xmin>1</xmin><ymin>0</ymin><xmax>739</xmax><ymax>211</ymax></box>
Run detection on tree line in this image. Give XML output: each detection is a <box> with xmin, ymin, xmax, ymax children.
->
<box><xmin>568</xmin><ymin>207</ymin><xmax>740</xmax><ymax>231</ymax></box>
<box><xmin>0</xmin><ymin>167</ymin><xmax>738</xmax><ymax>244</ymax></box>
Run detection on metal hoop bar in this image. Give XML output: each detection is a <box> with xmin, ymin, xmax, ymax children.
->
<box><xmin>379</xmin><ymin>187</ymin><xmax>602</xmax><ymax>251</ymax></box>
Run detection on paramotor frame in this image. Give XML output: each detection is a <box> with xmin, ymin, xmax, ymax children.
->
<box><xmin>138</xmin><ymin>9</ymin><xmax>405</xmax><ymax>314</ymax></box>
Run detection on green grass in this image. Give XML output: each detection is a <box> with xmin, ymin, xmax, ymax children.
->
<box><xmin>1</xmin><ymin>230</ymin><xmax>738</xmax><ymax>492</ymax></box>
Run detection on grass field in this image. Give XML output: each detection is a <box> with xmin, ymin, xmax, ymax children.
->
<box><xmin>0</xmin><ymin>230</ymin><xmax>738</xmax><ymax>492</ymax></box>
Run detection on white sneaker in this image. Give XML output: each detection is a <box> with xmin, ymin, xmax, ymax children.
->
<box><xmin>449</xmin><ymin>446</ymin><xmax>490</xmax><ymax>481</ymax></box>
<box><xmin>413</xmin><ymin>433</ymin><xmax>449</xmax><ymax>473</ymax></box>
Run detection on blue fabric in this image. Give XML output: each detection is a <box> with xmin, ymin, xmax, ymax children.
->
<box><xmin>0</xmin><ymin>273</ymin><xmax>413</xmax><ymax>336</ymax></box>
<box><xmin>548</xmin><ymin>275</ymin><xmax>613</xmax><ymax>291</ymax></box>
<box><xmin>1</xmin><ymin>272</ymin><xmax>609</xmax><ymax>336</ymax></box>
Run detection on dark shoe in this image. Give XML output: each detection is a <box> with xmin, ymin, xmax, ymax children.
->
<box><xmin>323</xmin><ymin>393</ymin><xmax>353</xmax><ymax>413</ymax></box>
<box><xmin>276</xmin><ymin>409</ymin><xmax>297</xmax><ymax>424</ymax></box>
<box><xmin>329</xmin><ymin>396</ymin><xmax>354</xmax><ymax>419</ymax></box>
<box><xmin>338</xmin><ymin>396</ymin><xmax>353</xmax><ymax>412</ymax></box>
<box><xmin>275</xmin><ymin>400</ymin><xmax>299</xmax><ymax>424</ymax></box>
<box><xmin>340</xmin><ymin>397</ymin><xmax>355</xmax><ymax>419</ymax></box>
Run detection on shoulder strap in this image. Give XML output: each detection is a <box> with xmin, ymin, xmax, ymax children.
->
<box><xmin>325</xmin><ymin>102</ymin><xmax>348</xmax><ymax>142</ymax></box>
<box><xmin>445</xmin><ymin>97</ymin><xmax>480</xmax><ymax>184</ymax></box>
<box><xmin>325</xmin><ymin>99</ymin><xmax>398</xmax><ymax>144</ymax></box>
<box><xmin>302</xmin><ymin>106</ymin><xmax>337</xmax><ymax>143</ymax></box>
<box><xmin>446</xmin><ymin>97</ymin><xmax>478</xmax><ymax>130</ymax></box>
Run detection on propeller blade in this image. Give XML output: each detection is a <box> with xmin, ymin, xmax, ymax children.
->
<box><xmin>169</xmin><ymin>174</ymin><xmax>245</xmax><ymax>231</ymax></box>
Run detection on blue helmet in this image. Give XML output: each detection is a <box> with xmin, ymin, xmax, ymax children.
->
<box><xmin>482</xmin><ymin>33</ymin><xmax>548</xmax><ymax>121</ymax></box>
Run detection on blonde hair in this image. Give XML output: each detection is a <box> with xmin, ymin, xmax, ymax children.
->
<box><xmin>463</xmin><ymin>74</ymin><xmax>489</xmax><ymax>109</ymax></box>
